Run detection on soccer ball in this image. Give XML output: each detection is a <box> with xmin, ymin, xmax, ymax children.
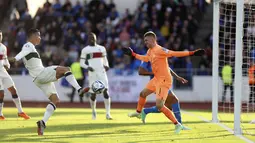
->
<box><xmin>91</xmin><ymin>80</ymin><xmax>105</xmax><ymax>94</ymax></box>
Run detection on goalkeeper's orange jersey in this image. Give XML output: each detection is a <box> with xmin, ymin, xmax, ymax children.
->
<box><xmin>135</xmin><ymin>44</ymin><xmax>192</xmax><ymax>81</ymax></box>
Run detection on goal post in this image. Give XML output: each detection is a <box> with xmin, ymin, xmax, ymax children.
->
<box><xmin>212</xmin><ymin>0</ymin><xmax>220</xmax><ymax>123</ymax></box>
<box><xmin>234</xmin><ymin>0</ymin><xmax>244</xmax><ymax>135</ymax></box>
<box><xmin>212</xmin><ymin>0</ymin><xmax>245</xmax><ymax>135</ymax></box>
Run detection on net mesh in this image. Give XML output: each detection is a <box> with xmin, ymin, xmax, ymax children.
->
<box><xmin>218</xmin><ymin>0</ymin><xmax>255</xmax><ymax>136</ymax></box>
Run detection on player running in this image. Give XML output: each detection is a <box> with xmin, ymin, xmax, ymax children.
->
<box><xmin>0</xmin><ymin>30</ymin><xmax>30</xmax><ymax>120</ymax></box>
<box><xmin>123</xmin><ymin>31</ymin><xmax>204</xmax><ymax>134</ymax></box>
<box><xmin>10</xmin><ymin>28</ymin><xmax>88</xmax><ymax>135</ymax></box>
<box><xmin>129</xmin><ymin>61</ymin><xmax>190</xmax><ymax>130</ymax></box>
<box><xmin>80</xmin><ymin>33</ymin><xmax>112</xmax><ymax>120</ymax></box>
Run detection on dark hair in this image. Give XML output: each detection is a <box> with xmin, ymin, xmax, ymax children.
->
<box><xmin>27</xmin><ymin>28</ymin><xmax>40</xmax><ymax>38</ymax></box>
<box><xmin>144</xmin><ymin>31</ymin><xmax>157</xmax><ymax>39</ymax></box>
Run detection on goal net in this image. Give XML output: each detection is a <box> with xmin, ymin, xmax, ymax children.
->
<box><xmin>213</xmin><ymin>0</ymin><xmax>255</xmax><ymax>137</ymax></box>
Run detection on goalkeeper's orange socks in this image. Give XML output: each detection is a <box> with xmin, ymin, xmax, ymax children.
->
<box><xmin>160</xmin><ymin>105</ymin><xmax>178</xmax><ymax>124</ymax></box>
<box><xmin>136</xmin><ymin>97</ymin><xmax>146</xmax><ymax>113</ymax></box>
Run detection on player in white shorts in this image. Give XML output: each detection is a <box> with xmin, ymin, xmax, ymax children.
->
<box><xmin>10</xmin><ymin>29</ymin><xmax>88</xmax><ymax>135</ymax></box>
<box><xmin>0</xmin><ymin>30</ymin><xmax>30</xmax><ymax>120</ymax></box>
<box><xmin>80</xmin><ymin>33</ymin><xmax>112</xmax><ymax>120</ymax></box>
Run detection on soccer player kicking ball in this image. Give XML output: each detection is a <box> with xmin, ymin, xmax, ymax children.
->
<box><xmin>10</xmin><ymin>29</ymin><xmax>88</xmax><ymax>135</ymax></box>
<box><xmin>123</xmin><ymin>31</ymin><xmax>204</xmax><ymax>134</ymax></box>
<box><xmin>80</xmin><ymin>33</ymin><xmax>112</xmax><ymax>120</ymax></box>
<box><xmin>131</xmin><ymin>61</ymin><xmax>190</xmax><ymax>130</ymax></box>
<box><xmin>0</xmin><ymin>30</ymin><xmax>30</xmax><ymax>120</ymax></box>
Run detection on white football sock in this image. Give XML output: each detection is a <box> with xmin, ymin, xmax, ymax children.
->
<box><xmin>104</xmin><ymin>98</ymin><xmax>111</xmax><ymax>115</ymax></box>
<box><xmin>12</xmin><ymin>97</ymin><xmax>23</xmax><ymax>113</ymax></box>
<box><xmin>65</xmin><ymin>72</ymin><xmax>81</xmax><ymax>91</ymax></box>
<box><xmin>89</xmin><ymin>98</ymin><xmax>96</xmax><ymax>113</ymax></box>
<box><xmin>42</xmin><ymin>103</ymin><xmax>56</xmax><ymax>123</ymax></box>
<box><xmin>0</xmin><ymin>103</ymin><xmax>3</xmax><ymax>116</ymax></box>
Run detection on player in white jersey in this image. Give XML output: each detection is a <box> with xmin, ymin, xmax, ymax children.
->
<box><xmin>10</xmin><ymin>29</ymin><xmax>88</xmax><ymax>135</ymax></box>
<box><xmin>0</xmin><ymin>30</ymin><xmax>30</xmax><ymax>120</ymax></box>
<box><xmin>80</xmin><ymin>33</ymin><xmax>112</xmax><ymax>120</ymax></box>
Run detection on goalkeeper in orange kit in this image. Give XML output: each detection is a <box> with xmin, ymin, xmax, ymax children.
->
<box><xmin>123</xmin><ymin>31</ymin><xmax>205</xmax><ymax>134</ymax></box>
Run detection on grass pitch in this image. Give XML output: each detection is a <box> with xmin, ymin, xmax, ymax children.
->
<box><xmin>0</xmin><ymin>108</ymin><xmax>254</xmax><ymax>143</ymax></box>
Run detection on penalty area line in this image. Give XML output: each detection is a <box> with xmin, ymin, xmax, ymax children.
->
<box><xmin>181</xmin><ymin>110</ymin><xmax>254</xmax><ymax>143</ymax></box>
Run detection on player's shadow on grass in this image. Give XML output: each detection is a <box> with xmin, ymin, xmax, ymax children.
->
<box><xmin>218</xmin><ymin>120</ymin><xmax>234</xmax><ymax>123</ymax></box>
<box><xmin>2</xmin><ymin>110</ymin><xmax>113</xmax><ymax>118</ymax></box>
<box><xmin>0</xmin><ymin>132</ymin><xmax>112</xmax><ymax>142</ymax></box>
<box><xmin>183</xmin><ymin>121</ymin><xmax>211</xmax><ymax>124</ymax></box>
<box><xmin>1</xmin><ymin>131</ymin><xmax>143</xmax><ymax>143</ymax></box>
<box><xmin>126</xmin><ymin>134</ymin><xmax>235</xmax><ymax>143</ymax></box>
<box><xmin>0</xmin><ymin>122</ymin><xmax>165</xmax><ymax>141</ymax></box>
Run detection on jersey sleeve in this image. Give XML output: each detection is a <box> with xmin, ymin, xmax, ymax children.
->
<box><xmin>14</xmin><ymin>44</ymin><xmax>32</xmax><ymax>61</ymax></box>
<box><xmin>80</xmin><ymin>48</ymin><xmax>89</xmax><ymax>69</ymax></box>
<box><xmin>134</xmin><ymin>50</ymin><xmax>150</xmax><ymax>62</ymax></box>
<box><xmin>159</xmin><ymin>48</ymin><xmax>191</xmax><ymax>58</ymax></box>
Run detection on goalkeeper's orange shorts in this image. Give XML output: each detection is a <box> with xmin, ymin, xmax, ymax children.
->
<box><xmin>145</xmin><ymin>77</ymin><xmax>171</xmax><ymax>101</ymax></box>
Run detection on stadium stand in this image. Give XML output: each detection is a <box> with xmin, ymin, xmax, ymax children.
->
<box><xmin>2</xmin><ymin>0</ymin><xmax>209</xmax><ymax>87</ymax></box>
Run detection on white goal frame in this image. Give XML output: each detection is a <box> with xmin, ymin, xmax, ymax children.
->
<box><xmin>212</xmin><ymin>0</ymin><xmax>245</xmax><ymax>135</ymax></box>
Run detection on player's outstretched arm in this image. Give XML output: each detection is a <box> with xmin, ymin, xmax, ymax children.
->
<box><xmin>169</xmin><ymin>68</ymin><xmax>188</xmax><ymax>84</ymax></box>
<box><xmin>122</xmin><ymin>47</ymin><xmax>149</xmax><ymax>62</ymax></box>
<box><xmin>161</xmin><ymin>48</ymin><xmax>205</xmax><ymax>57</ymax></box>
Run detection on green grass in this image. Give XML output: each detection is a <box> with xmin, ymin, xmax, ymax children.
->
<box><xmin>0</xmin><ymin>108</ymin><xmax>254</xmax><ymax>143</ymax></box>
<box><xmin>192</xmin><ymin>110</ymin><xmax>255</xmax><ymax>142</ymax></box>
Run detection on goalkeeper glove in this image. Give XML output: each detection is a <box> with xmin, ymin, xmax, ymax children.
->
<box><xmin>122</xmin><ymin>47</ymin><xmax>136</xmax><ymax>57</ymax></box>
<box><xmin>191</xmin><ymin>49</ymin><xmax>205</xmax><ymax>56</ymax></box>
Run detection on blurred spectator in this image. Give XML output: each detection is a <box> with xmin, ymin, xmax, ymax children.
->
<box><xmin>249</xmin><ymin>62</ymin><xmax>255</xmax><ymax>103</ymax></box>
<box><xmin>10</xmin><ymin>7</ymin><xmax>20</xmax><ymax>21</ymax></box>
<box><xmin>43</xmin><ymin>0</ymin><xmax>52</xmax><ymax>9</ymax></box>
<box><xmin>160</xmin><ymin>21</ymin><xmax>170</xmax><ymax>39</ymax></box>
<box><xmin>53</xmin><ymin>0</ymin><xmax>62</xmax><ymax>10</ymax></box>
<box><xmin>20</xmin><ymin>9</ymin><xmax>32</xmax><ymax>20</ymax></box>
<box><xmin>221</xmin><ymin>63</ymin><xmax>234</xmax><ymax>103</ymax></box>
<box><xmin>16</xmin><ymin>28</ymin><xmax>26</xmax><ymax>48</ymax></box>
<box><xmin>12</xmin><ymin>0</ymin><xmax>28</xmax><ymax>16</ymax></box>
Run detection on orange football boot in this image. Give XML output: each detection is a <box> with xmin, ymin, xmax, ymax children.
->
<box><xmin>0</xmin><ymin>115</ymin><xmax>5</xmax><ymax>120</ymax></box>
<box><xmin>18</xmin><ymin>112</ymin><xmax>31</xmax><ymax>120</ymax></box>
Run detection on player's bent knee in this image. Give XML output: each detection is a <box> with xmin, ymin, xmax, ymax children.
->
<box><xmin>90</xmin><ymin>93</ymin><xmax>96</xmax><ymax>101</ymax></box>
<box><xmin>156</xmin><ymin>99</ymin><xmax>165</xmax><ymax>110</ymax></box>
<box><xmin>103</xmin><ymin>89</ymin><xmax>109</xmax><ymax>99</ymax></box>
<box><xmin>156</xmin><ymin>104</ymin><xmax>163</xmax><ymax>110</ymax></box>
<box><xmin>104</xmin><ymin>94</ymin><xmax>109</xmax><ymax>99</ymax></box>
<box><xmin>65</xmin><ymin>67</ymin><xmax>71</xmax><ymax>72</ymax></box>
<box><xmin>8</xmin><ymin>86</ymin><xmax>17</xmax><ymax>95</ymax></box>
<box><xmin>57</xmin><ymin>66</ymin><xmax>71</xmax><ymax>74</ymax></box>
<box><xmin>140</xmin><ymin>91</ymin><xmax>147</xmax><ymax>98</ymax></box>
<box><xmin>0</xmin><ymin>90</ymin><xmax>4</xmax><ymax>101</ymax></box>
<box><xmin>49</xmin><ymin>94</ymin><xmax>60</xmax><ymax>105</ymax></box>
